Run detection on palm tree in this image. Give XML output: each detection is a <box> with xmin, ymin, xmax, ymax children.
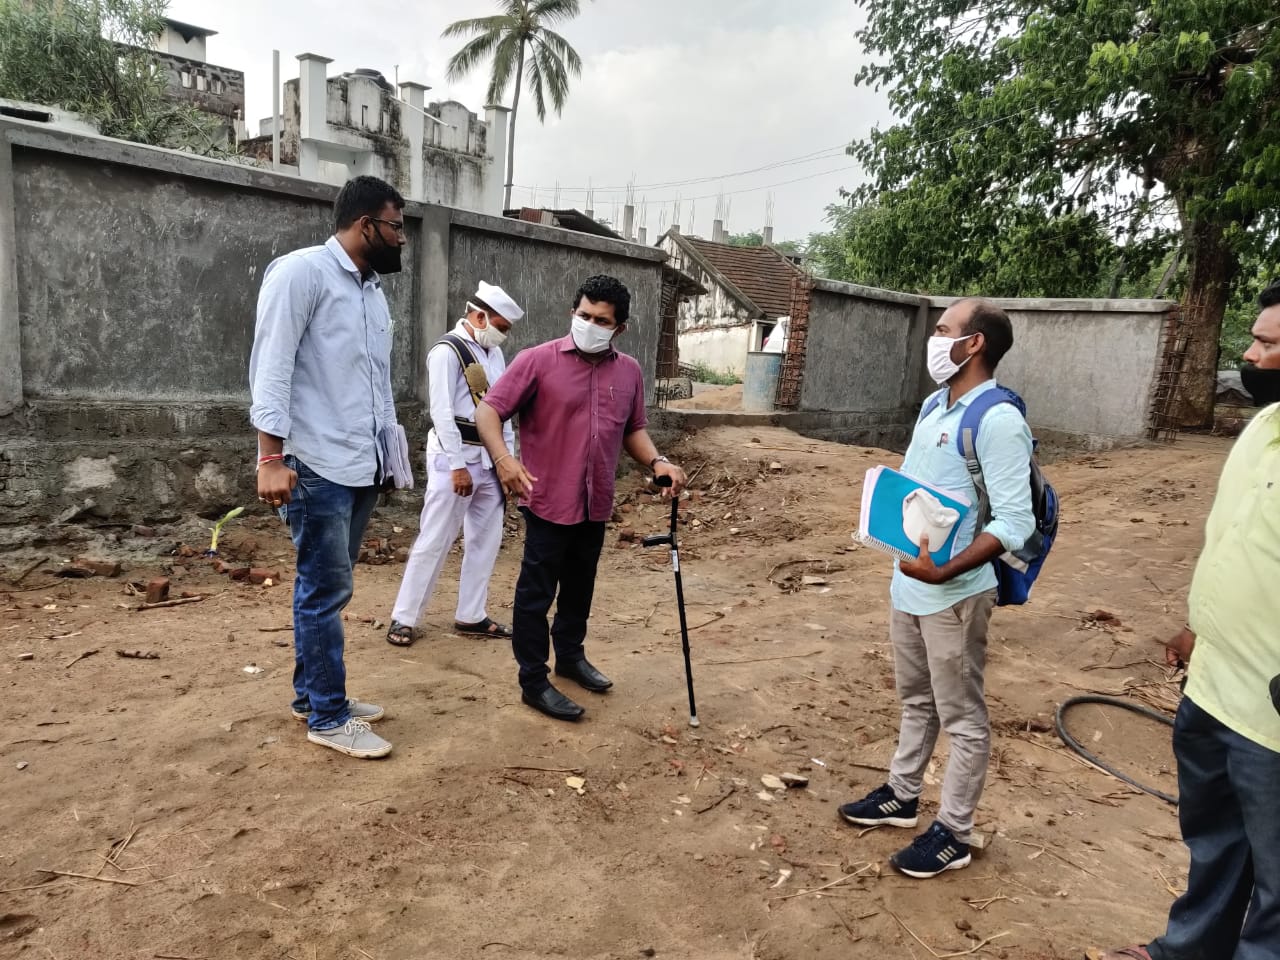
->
<box><xmin>443</xmin><ymin>0</ymin><xmax>585</xmax><ymax>210</ymax></box>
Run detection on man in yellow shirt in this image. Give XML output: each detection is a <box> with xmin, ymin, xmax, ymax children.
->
<box><xmin>1100</xmin><ymin>280</ymin><xmax>1280</xmax><ymax>960</ymax></box>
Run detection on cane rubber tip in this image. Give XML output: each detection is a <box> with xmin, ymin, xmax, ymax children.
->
<box><xmin>689</xmin><ymin>716</ymin><xmax>700</xmax><ymax>728</ymax></box>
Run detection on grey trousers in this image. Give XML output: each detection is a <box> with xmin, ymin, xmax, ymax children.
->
<box><xmin>887</xmin><ymin>591</ymin><xmax>996</xmax><ymax>842</ymax></box>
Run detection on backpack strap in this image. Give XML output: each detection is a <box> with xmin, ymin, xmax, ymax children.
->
<box><xmin>438</xmin><ymin>334</ymin><xmax>490</xmax><ymax>405</ymax></box>
<box><xmin>436</xmin><ymin>333</ymin><xmax>491</xmax><ymax>445</ymax></box>
<box><xmin>958</xmin><ymin>388</ymin><xmax>1022</xmax><ymax>526</ymax></box>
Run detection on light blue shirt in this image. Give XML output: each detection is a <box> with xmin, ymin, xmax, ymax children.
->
<box><xmin>249</xmin><ymin>237</ymin><xmax>397</xmax><ymax>488</ymax></box>
<box><xmin>890</xmin><ymin>380</ymin><xmax>1035</xmax><ymax>616</ymax></box>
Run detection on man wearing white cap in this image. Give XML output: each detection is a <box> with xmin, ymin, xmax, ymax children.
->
<box><xmin>386</xmin><ymin>282</ymin><xmax>524</xmax><ymax>645</ymax></box>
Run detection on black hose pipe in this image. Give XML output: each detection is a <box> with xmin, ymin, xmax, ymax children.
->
<box><xmin>1054</xmin><ymin>695</ymin><xmax>1177</xmax><ymax>806</ymax></box>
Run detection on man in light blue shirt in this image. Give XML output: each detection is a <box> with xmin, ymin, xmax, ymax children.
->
<box><xmin>840</xmin><ymin>298</ymin><xmax>1035</xmax><ymax>879</ymax></box>
<box><xmin>249</xmin><ymin>176</ymin><xmax>408</xmax><ymax>760</ymax></box>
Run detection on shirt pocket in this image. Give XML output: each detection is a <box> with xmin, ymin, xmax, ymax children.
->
<box><xmin>1255</xmin><ymin>472</ymin><xmax>1280</xmax><ymax>538</ymax></box>
<box><xmin>596</xmin><ymin>382</ymin><xmax>633</xmax><ymax>431</ymax></box>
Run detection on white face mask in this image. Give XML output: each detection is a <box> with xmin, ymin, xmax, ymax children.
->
<box><xmin>571</xmin><ymin>314</ymin><xmax>616</xmax><ymax>354</ymax></box>
<box><xmin>465</xmin><ymin>308</ymin><xmax>508</xmax><ymax>349</ymax></box>
<box><xmin>926</xmin><ymin>334</ymin><xmax>975</xmax><ymax>385</ymax></box>
<box><xmin>473</xmin><ymin>320</ymin><xmax>507</xmax><ymax>349</ymax></box>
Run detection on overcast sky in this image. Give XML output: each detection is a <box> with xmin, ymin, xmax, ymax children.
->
<box><xmin>166</xmin><ymin>0</ymin><xmax>894</xmax><ymax>242</ymax></box>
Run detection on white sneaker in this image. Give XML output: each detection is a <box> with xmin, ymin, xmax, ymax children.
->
<box><xmin>292</xmin><ymin>699</ymin><xmax>385</xmax><ymax>722</ymax></box>
<box><xmin>307</xmin><ymin>719</ymin><xmax>392</xmax><ymax>759</ymax></box>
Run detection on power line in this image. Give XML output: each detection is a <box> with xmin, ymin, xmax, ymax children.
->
<box><xmin>513</xmin><ymin>165</ymin><xmax>858</xmax><ymax>208</ymax></box>
<box><xmin>539</xmin><ymin>143</ymin><xmax>851</xmax><ymax>194</ymax></box>
<box><xmin>509</xmin><ymin>14</ymin><xmax>1280</xmax><ymax>216</ymax></box>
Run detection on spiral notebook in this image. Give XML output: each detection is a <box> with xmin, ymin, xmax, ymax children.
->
<box><xmin>856</xmin><ymin>466</ymin><xmax>971</xmax><ymax>565</ymax></box>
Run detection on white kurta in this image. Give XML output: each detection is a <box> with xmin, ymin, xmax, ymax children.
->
<box><xmin>425</xmin><ymin>321</ymin><xmax>514</xmax><ymax>470</ymax></box>
<box><xmin>392</xmin><ymin>321</ymin><xmax>513</xmax><ymax>627</ymax></box>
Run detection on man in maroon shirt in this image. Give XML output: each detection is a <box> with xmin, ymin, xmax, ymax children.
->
<box><xmin>476</xmin><ymin>275</ymin><xmax>687</xmax><ymax>720</ymax></box>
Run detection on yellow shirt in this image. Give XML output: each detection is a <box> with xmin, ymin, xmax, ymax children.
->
<box><xmin>1186</xmin><ymin>403</ymin><xmax>1280</xmax><ymax>753</ymax></box>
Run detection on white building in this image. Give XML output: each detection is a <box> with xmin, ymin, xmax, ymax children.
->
<box><xmin>658</xmin><ymin>229</ymin><xmax>807</xmax><ymax>377</ymax></box>
<box><xmin>243</xmin><ymin>55</ymin><xmax>505</xmax><ymax>215</ymax></box>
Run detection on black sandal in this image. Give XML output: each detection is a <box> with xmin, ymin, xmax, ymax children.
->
<box><xmin>453</xmin><ymin>617</ymin><xmax>512</xmax><ymax>638</ymax></box>
<box><xmin>386</xmin><ymin>621</ymin><xmax>417</xmax><ymax>647</ymax></box>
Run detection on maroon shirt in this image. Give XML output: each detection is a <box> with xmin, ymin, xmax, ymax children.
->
<box><xmin>483</xmin><ymin>335</ymin><xmax>648</xmax><ymax>525</ymax></box>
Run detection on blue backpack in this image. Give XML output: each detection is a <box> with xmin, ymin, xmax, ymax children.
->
<box><xmin>918</xmin><ymin>385</ymin><xmax>1059</xmax><ymax>605</ymax></box>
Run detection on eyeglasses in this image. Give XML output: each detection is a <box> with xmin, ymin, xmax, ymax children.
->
<box><xmin>367</xmin><ymin>217</ymin><xmax>406</xmax><ymax>236</ymax></box>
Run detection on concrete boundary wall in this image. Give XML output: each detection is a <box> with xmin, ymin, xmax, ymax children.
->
<box><xmin>797</xmin><ymin>281</ymin><xmax>1173</xmax><ymax>449</ymax></box>
<box><xmin>0</xmin><ymin>119</ymin><xmax>665</xmax><ymax>530</ymax></box>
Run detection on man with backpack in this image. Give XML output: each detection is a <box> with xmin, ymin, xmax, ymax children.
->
<box><xmin>385</xmin><ymin>282</ymin><xmax>524</xmax><ymax>647</ymax></box>
<box><xmin>839</xmin><ymin>298</ymin><xmax>1038</xmax><ymax>878</ymax></box>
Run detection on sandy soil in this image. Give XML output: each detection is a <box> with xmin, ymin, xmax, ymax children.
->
<box><xmin>668</xmin><ymin>383</ymin><xmax>744</xmax><ymax>411</ymax></box>
<box><xmin>0</xmin><ymin>426</ymin><xmax>1225</xmax><ymax>960</ymax></box>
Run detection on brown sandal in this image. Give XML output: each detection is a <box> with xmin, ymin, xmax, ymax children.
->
<box><xmin>386</xmin><ymin>621</ymin><xmax>416</xmax><ymax>647</ymax></box>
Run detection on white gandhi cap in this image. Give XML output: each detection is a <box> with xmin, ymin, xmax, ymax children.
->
<box><xmin>473</xmin><ymin>281</ymin><xmax>524</xmax><ymax>322</ymax></box>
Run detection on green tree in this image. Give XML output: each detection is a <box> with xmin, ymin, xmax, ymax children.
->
<box><xmin>444</xmin><ymin>0</ymin><xmax>586</xmax><ymax>210</ymax></box>
<box><xmin>0</xmin><ymin>0</ymin><xmax>224</xmax><ymax>152</ymax></box>
<box><xmin>846</xmin><ymin>0</ymin><xmax>1280</xmax><ymax>425</ymax></box>
<box><xmin>726</xmin><ymin>230</ymin><xmax>804</xmax><ymax>258</ymax></box>
<box><xmin>808</xmin><ymin>197</ymin><xmax>1140</xmax><ymax>298</ymax></box>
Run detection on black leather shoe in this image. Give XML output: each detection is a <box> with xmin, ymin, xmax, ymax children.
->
<box><xmin>555</xmin><ymin>658</ymin><xmax>613</xmax><ymax>693</ymax></box>
<box><xmin>521</xmin><ymin>685</ymin><xmax>585</xmax><ymax>721</ymax></box>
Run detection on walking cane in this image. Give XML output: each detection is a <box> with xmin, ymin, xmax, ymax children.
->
<box><xmin>642</xmin><ymin>475</ymin><xmax>699</xmax><ymax>727</ymax></box>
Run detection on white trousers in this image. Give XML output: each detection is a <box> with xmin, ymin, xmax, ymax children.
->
<box><xmin>391</xmin><ymin>456</ymin><xmax>506</xmax><ymax>627</ymax></box>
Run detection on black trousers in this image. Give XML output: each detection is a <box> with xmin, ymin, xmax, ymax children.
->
<box><xmin>511</xmin><ymin>508</ymin><xmax>606</xmax><ymax>692</ymax></box>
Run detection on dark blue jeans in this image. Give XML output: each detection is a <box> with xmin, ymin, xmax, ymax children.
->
<box><xmin>283</xmin><ymin>458</ymin><xmax>379</xmax><ymax>731</ymax></box>
<box><xmin>511</xmin><ymin>508</ymin><xmax>606</xmax><ymax>693</ymax></box>
<box><xmin>1149</xmin><ymin>697</ymin><xmax>1280</xmax><ymax>960</ymax></box>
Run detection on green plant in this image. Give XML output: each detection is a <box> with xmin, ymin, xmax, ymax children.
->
<box><xmin>0</xmin><ymin>0</ymin><xmax>226</xmax><ymax>153</ymax></box>
<box><xmin>208</xmin><ymin>506</ymin><xmax>244</xmax><ymax>554</ymax></box>
<box><xmin>685</xmin><ymin>362</ymin><xmax>742</xmax><ymax>386</ymax></box>
<box><xmin>842</xmin><ymin>0</ymin><xmax>1280</xmax><ymax>426</ymax></box>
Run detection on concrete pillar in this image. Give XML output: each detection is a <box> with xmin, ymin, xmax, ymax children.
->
<box><xmin>399</xmin><ymin>82</ymin><xmax>430</xmax><ymax>201</ymax></box>
<box><xmin>483</xmin><ymin>104</ymin><xmax>510</xmax><ymax>217</ymax></box>
<box><xmin>584</xmin><ymin>208</ymin><xmax>594</xmax><ymax>220</ymax></box>
<box><xmin>399</xmin><ymin>81</ymin><xmax>429</xmax><ymax>110</ymax></box>
<box><xmin>763</xmin><ymin>225</ymin><xmax>774</xmax><ymax>246</ymax></box>
<box><xmin>296</xmin><ymin>53</ymin><xmax>333</xmax><ymax>143</ymax></box>
<box><xmin>298</xmin><ymin>140</ymin><xmax>320</xmax><ymax>182</ymax></box>
<box><xmin>670</xmin><ymin>223</ymin><xmax>680</xmax><ymax>235</ymax></box>
<box><xmin>637</xmin><ymin>226</ymin><xmax>647</xmax><ymax>246</ymax></box>
<box><xmin>712</xmin><ymin>219</ymin><xmax>724</xmax><ymax>243</ymax></box>
<box><xmin>907</xmin><ymin>299</ymin><xmax>934</xmax><ymax>406</ymax></box>
<box><xmin>0</xmin><ymin>135</ymin><xmax>21</xmax><ymax>415</ymax></box>
<box><xmin>271</xmin><ymin>50</ymin><xmax>281</xmax><ymax>170</ymax></box>
<box><xmin>415</xmin><ymin>206</ymin><xmax>452</xmax><ymax>406</ymax></box>
<box><xmin>622</xmin><ymin>204</ymin><xmax>635</xmax><ymax>242</ymax></box>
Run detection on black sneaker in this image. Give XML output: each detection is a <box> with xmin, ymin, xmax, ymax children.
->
<box><xmin>838</xmin><ymin>783</ymin><xmax>919</xmax><ymax>828</ymax></box>
<box><xmin>890</xmin><ymin>821</ymin><xmax>971</xmax><ymax>878</ymax></box>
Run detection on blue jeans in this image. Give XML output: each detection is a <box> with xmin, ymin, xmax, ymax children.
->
<box><xmin>283</xmin><ymin>457</ymin><xmax>379</xmax><ymax>731</ymax></box>
<box><xmin>1149</xmin><ymin>697</ymin><xmax>1280</xmax><ymax>960</ymax></box>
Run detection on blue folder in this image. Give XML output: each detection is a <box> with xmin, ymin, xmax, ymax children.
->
<box><xmin>856</xmin><ymin>466</ymin><xmax>971</xmax><ymax>565</ymax></box>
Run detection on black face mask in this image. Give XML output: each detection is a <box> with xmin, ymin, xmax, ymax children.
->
<box><xmin>1239</xmin><ymin>363</ymin><xmax>1280</xmax><ymax>407</ymax></box>
<box><xmin>363</xmin><ymin>222</ymin><xmax>403</xmax><ymax>275</ymax></box>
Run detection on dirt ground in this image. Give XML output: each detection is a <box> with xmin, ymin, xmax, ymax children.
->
<box><xmin>0</xmin><ymin>425</ymin><xmax>1227</xmax><ymax>960</ymax></box>
<box><xmin>669</xmin><ymin>383</ymin><xmax>744</xmax><ymax>411</ymax></box>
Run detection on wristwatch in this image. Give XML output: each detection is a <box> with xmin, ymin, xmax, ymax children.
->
<box><xmin>650</xmin><ymin>455</ymin><xmax>670</xmax><ymax>468</ymax></box>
